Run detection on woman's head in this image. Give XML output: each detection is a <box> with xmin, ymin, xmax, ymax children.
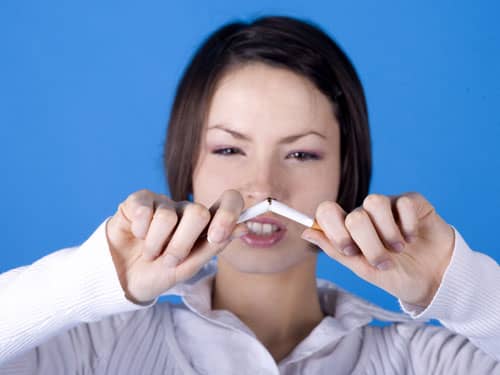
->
<box><xmin>164</xmin><ymin>16</ymin><xmax>371</xmax><ymax>274</ymax></box>
<box><xmin>164</xmin><ymin>16</ymin><xmax>371</xmax><ymax>214</ymax></box>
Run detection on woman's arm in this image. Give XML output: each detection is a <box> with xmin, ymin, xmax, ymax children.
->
<box><xmin>400</xmin><ymin>228</ymin><xmax>500</xmax><ymax>360</ymax></box>
<box><xmin>0</xmin><ymin>188</ymin><xmax>246</xmax><ymax>368</ymax></box>
<box><xmin>0</xmin><ymin>219</ymin><xmax>150</xmax><ymax>365</ymax></box>
<box><xmin>302</xmin><ymin>192</ymin><xmax>500</xmax><ymax>366</ymax></box>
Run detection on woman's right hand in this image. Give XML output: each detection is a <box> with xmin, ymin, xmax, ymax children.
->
<box><xmin>105</xmin><ymin>189</ymin><xmax>247</xmax><ymax>304</ymax></box>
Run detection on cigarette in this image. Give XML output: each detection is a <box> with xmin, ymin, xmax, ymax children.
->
<box><xmin>236</xmin><ymin>197</ymin><xmax>322</xmax><ymax>231</ymax></box>
<box><xmin>236</xmin><ymin>200</ymin><xmax>269</xmax><ymax>223</ymax></box>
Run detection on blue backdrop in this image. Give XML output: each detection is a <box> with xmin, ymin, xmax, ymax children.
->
<box><xmin>1</xmin><ymin>0</ymin><xmax>499</xmax><ymax>313</ymax></box>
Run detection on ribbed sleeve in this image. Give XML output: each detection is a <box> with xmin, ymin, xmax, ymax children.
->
<box><xmin>400</xmin><ymin>228</ymin><xmax>500</xmax><ymax>359</ymax></box>
<box><xmin>0</xmin><ymin>219</ymin><xmax>155</xmax><ymax>365</ymax></box>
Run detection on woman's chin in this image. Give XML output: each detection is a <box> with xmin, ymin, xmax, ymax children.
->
<box><xmin>217</xmin><ymin>241</ymin><xmax>317</xmax><ymax>274</ymax></box>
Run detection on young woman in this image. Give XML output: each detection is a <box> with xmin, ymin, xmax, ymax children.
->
<box><xmin>1</xmin><ymin>16</ymin><xmax>499</xmax><ymax>374</ymax></box>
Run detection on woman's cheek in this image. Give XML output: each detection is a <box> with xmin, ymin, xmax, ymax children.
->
<box><xmin>194</xmin><ymin>154</ymin><xmax>240</xmax><ymax>203</ymax></box>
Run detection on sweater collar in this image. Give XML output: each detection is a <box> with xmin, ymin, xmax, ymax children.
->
<box><xmin>168</xmin><ymin>260</ymin><xmax>414</xmax><ymax>365</ymax></box>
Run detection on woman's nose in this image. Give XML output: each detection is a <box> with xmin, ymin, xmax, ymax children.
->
<box><xmin>241</xmin><ymin>161</ymin><xmax>287</xmax><ymax>203</ymax></box>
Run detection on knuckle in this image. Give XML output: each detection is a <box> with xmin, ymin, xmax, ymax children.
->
<box><xmin>397</xmin><ymin>195</ymin><xmax>414</xmax><ymax>209</ymax></box>
<box><xmin>363</xmin><ymin>194</ymin><xmax>389</xmax><ymax>211</ymax></box>
<box><xmin>388</xmin><ymin>229</ymin><xmax>404</xmax><ymax>241</ymax></box>
<box><xmin>126</xmin><ymin>193</ymin><xmax>139</xmax><ymax>205</ymax></box>
<box><xmin>336</xmin><ymin>236</ymin><xmax>354</xmax><ymax>249</ymax></box>
<box><xmin>156</xmin><ymin>193</ymin><xmax>173</xmax><ymax>204</ymax></box>
<box><xmin>345</xmin><ymin>209</ymin><xmax>368</xmax><ymax>228</ymax></box>
<box><xmin>129</xmin><ymin>189</ymin><xmax>150</xmax><ymax>201</ymax></box>
<box><xmin>127</xmin><ymin>189</ymin><xmax>153</xmax><ymax>208</ymax></box>
<box><xmin>372</xmin><ymin>255</ymin><xmax>388</xmax><ymax>266</ymax></box>
<box><xmin>185</xmin><ymin>203</ymin><xmax>211</xmax><ymax>223</ymax></box>
<box><xmin>387</xmin><ymin>235</ymin><xmax>404</xmax><ymax>248</ymax></box>
<box><xmin>406</xmin><ymin>191</ymin><xmax>421</xmax><ymax>200</ymax></box>
<box><xmin>155</xmin><ymin>208</ymin><xmax>178</xmax><ymax>227</ymax></box>
<box><xmin>316</xmin><ymin>200</ymin><xmax>337</xmax><ymax>217</ymax></box>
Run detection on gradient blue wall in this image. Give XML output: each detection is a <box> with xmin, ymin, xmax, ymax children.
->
<box><xmin>1</xmin><ymin>0</ymin><xmax>499</xmax><ymax>313</ymax></box>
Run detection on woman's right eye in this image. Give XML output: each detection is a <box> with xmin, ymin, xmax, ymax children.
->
<box><xmin>212</xmin><ymin>147</ymin><xmax>242</xmax><ymax>156</ymax></box>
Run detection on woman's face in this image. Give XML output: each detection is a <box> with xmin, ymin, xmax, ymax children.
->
<box><xmin>192</xmin><ymin>63</ymin><xmax>341</xmax><ymax>274</ymax></box>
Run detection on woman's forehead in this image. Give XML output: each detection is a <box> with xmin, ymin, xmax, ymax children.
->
<box><xmin>206</xmin><ymin>63</ymin><xmax>338</xmax><ymax>136</ymax></box>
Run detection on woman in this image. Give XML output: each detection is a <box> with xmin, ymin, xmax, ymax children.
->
<box><xmin>1</xmin><ymin>16</ymin><xmax>499</xmax><ymax>374</ymax></box>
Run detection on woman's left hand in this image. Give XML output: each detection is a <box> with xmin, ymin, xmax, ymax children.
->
<box><xmin>301</xmin><ymin>192</ymin><xmax>455</xmax><ymax>307</ymax></box>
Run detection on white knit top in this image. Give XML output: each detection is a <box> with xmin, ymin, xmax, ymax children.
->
<box><xmin>0</xmin><ymin>220</ymin><xmax>499</xmax><ymax>374</ymax></box>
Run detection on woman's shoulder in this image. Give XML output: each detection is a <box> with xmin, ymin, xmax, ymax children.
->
<box><xmin>2</xmin><ymin>302</ymin><xmax>184</xmax><ymax>374</ymax></box>
<box><xmin>64</xmin><ymin>303</ymin><xmax>172</xmax><ymax>351</ymax></box>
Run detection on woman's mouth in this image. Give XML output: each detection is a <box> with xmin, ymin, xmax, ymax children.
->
<box><xmin>240</xmin><ymin>216</ymin><xmax>287</xmax><ymax>248</ymax></box>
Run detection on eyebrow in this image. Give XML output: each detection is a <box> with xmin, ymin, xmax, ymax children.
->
<box><xmin>207</xmin><ymin>124</ymin><xmax>327</xmax><ymax>144</ymax></box>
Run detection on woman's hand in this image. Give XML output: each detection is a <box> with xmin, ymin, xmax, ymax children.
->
<box><xmin>106</xmin><ymin>189</ymin><xmax>247</xmax><ymax>304</ymax></box>
<box><xmin>301</xmin><ymin>193</ymin><xmax>455</xmax><ymax>307</ymax></box>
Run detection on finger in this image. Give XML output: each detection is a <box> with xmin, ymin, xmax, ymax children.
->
<box><xmin>143</xmin><ymin>200</ymin><xmax>179</xmax><ymax>260</ymax></box>
<box><xmin>173</xmin><ymin>231</ymin><xmax>245</xmax><ymax>283</ymax></box>
<box><xmin>405</xmin><ymin>192</ymin><xmax>435</xmax><ymax>220</ymax></box>
<box><xmin>122</xmin><ymin>190</ymin><xmax>155</xmax><ymax>239</ymax></box>
<box><xmin>312</xmin><ymin>201</ymin><xmax>360</xmax><ymax>256</ymax></box>
<box><xmin>173</xmin><ymin>240</ymin><xmax>227</xmax><ymax>283</ymax></box>
<box><xmin>401</xmin><ymin>192</ymin><xmax>436</xmax><ymax>240</ymax></box>
<box><xmin>362</xmin><ymin>194</ymin><xmax>406</xmax><ymax>253</ymax></box>
<box><xmin>394</xmin><ymin>194</ymin><xmax>419</xmax><ymax>242</ymax></box>
<box><xmin>300</xmin><ymin>227</ymin><xmax>376</xmax><ymax>278</ymax></box>
<box><xmin>207</xmin><ymin>189</ymin><xmax>245</xmax><ymax>244</ymax></box>
<box><xmin>165</xmin><ymin>201</ymin><xmax>248</xmax><ymax>282</ymax></box>
<box><xmin>159</xmin><ymin>202</ymin><xmax>211</xmax><ymax>266</ymax></box>
<box><xmin>345</xmin><ymin>208</ymin><xmax>394</xmax><ymax>270</ymax></box>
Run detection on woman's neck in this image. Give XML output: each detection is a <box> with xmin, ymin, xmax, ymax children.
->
<box><xmin>212</xmin><ymin>257</ymin><xmax>325</xmax><ymax>363</ymax></box>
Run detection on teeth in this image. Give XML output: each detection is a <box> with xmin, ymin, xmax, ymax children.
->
<box><xmin>252</xmin><ymin>222</ymin><xmax>263</xmax><ymax>233</ymax></box>
<box><xmin>246</xmin><ymin>222</ymin><xmax>279</xmax><ymax>235</ymax></box>
<box><xmin>262</xmin><ymin>224</ymin><xmax>272</xmax><ymax>234</ymax></box>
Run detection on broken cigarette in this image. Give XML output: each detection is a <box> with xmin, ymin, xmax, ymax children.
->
<box><xmin>236</xmin><ymin>197</ymin><xmax>322</xmax><ymax>231</ymax></box>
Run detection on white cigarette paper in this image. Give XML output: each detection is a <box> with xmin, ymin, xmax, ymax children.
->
<box><xmin>236</xmin><ymin>200</ymin><xmax>270</xmax><ymax>223</ymax></box>
<box><xmin>268</xmin><ymin>200</ymin><xmax>315</xmax><ymax>227</ymax></box>
<box><xmin>236</xmin><ymin>198</ymin><xmax>316</xmax><ymax>228</ymax></box>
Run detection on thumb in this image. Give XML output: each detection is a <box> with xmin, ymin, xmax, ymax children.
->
<box><xmin>229</xmin><ymin>223</ymin><xmax>249</xmax><ymax>240</ymax></box>
<box><xmin>301</xmin><ymin>228</ymin><xmax>378</xmax><ymax>280</ymax></box>
<box><xmin>301</xmin><ymin>228</ymin><xmax>351</xmax><ymax>265</ymax></box>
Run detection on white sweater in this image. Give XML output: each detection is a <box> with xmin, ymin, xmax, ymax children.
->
<box><xmin>0</xmin><ymin>219</ymin><xmax>499</xmax><ymax>374</ymax></box>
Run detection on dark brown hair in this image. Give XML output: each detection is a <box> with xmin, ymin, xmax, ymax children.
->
<box><xmin>164</xmin><ymin>16</ymin><xmax>371</xmax><ymax>212</ymax></box>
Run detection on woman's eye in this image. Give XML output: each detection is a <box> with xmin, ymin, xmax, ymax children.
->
<box><xmin>212</xmin><ymin>147</ymin><xmax>242</xmax><ymax>156</ymax></box>
<box><xmin>287</xmin><ymin>151</ymin><xmax>321</xmax><ymax>161</ymax></box>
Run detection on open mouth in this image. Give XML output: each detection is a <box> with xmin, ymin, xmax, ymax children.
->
<box><xmin>240</xmin><ymin>217</ymin><xmax>287</xmax><ymax>248</ymax></box>
<box><xmin>245</xmin><ymin>221</ymin><xmax>281</xmax><ymax>236</ymax></box>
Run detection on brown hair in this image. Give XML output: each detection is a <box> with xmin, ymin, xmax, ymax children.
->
<box><xmin>164</xmin><ymin>16</ymin><xmax>371</xmax><ymax>212</ymax></box>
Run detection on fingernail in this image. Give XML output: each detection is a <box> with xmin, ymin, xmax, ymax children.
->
<box><xmin>208</xmin><ymin>228</ymin><xmax>225</xmax><ymax>244</ymax></box>
<box><xmin>230</xmin><ymin>229</ymin><xmax>248</xmax><ymax>240</ymax></box>
<box><xmin>391</xmin><ymin>242</ymin><xmax>405</xmax><ymax>253</ymax></box>
<box><xmin>405</xmin><ymin>234</ymin><xmax>416</xmax><ymax>243</ymax></box>
<box><xmin>342</xmin><ymin>245</ymin><xmax>358</xmax><ymax>256</ymax></box>
<box><xmin>375</xmin><ymin>259</ymin><xmax>393</xmax><ymax>271</ymax></box>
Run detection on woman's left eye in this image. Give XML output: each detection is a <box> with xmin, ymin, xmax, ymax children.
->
<box><xmin>212</xmin><ymin>147</ymin><xmax>242</xmax><ymax>156</ymax></box>
<box><xmin>287</xmin><ymin>151</ymin><xmax>321</xmax><ymax>161</ymax></box>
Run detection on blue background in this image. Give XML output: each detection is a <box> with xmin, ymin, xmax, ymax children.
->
<box><xmin>1</xmin><ymin>0</ymin><xmax>499</xmax><ymax>313</ymax></box>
